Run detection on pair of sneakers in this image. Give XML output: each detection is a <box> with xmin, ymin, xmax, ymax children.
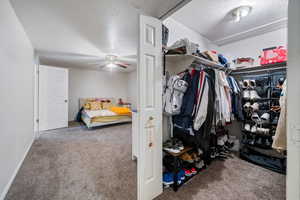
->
<box><xmin>243</xmin><ymin>102</ymin><xmax>259</xmax><ymax>112</ymax></box>
<box><xmin>251</xmin><ymin>112</ymin><xmax>270</xmax><ymax>124</ymax></box>
<box><xmin>163</xmin><ymin>139</ymin><xmax>184</xmax><ymax>154</ymax></box>
<box><xmin>242</xmin><ymin>79</ymin><xmax>257</xmax><ymax>89</ymax></box>
<box><xmin>244</xmin><ymin>123</ymin><xmax>257</xmax><ymax>133</ymax></box>
<box><xmin>163</xmin><ymin>170</ymin><xmax>186</xmax><ymax>186</ymax></box>
<box><xmin>183</xmin><ymin>168</ymin><xmax>197</xmax><ymax>177</ymax></box>
<box><xmin>244</xmin><ymin>123</ymin><xmax>270</xmax><ymax>135</ymax></box>
<box><xmin>243</xmin><ymin>89</ymin><xmax>261</xmax><ymax>100</ymax></box>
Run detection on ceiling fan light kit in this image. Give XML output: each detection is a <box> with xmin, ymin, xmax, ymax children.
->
<box><xmin>231</xmin><ymin>5</ymin><xmax>252</xmax><ymax>23</ymax></box>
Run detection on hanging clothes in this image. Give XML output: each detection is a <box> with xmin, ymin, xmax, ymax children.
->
<box><xmin>272</xmin><ymin>80</ymin><xmax>287</xmax><ymax>151</ymax></box>
<box><xmin>215</xmin><ymin>70</ymin><xmax>232</xmax><ymax>125</ymax></box>
<box><xmin>193</xmin><ymin>70</ymin><xmax>209</xmax><ymax>131</ymax></box>
<box><xmin>227</xmin><ymin>76</ymin><xmax>244</xmax><ymax>121</ymax></box>
<box><xmin>173</xmin><ymin>71</ymin><xmax>198</xmax><ymax>135</ymax></box>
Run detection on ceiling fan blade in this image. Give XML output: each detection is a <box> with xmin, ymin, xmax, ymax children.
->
<box><xmin>117</xmin><ymin>56</ymin><xmax>137</xmax><ymax>64</ymax></box>
<box><xmin>115</xmin><ymin>63</ymin><xmax>128</xmax><ymax>69</ymax></box>
<box><xmin>88</xmin><ymin>60</ymin><xmax>107</xmax><ymax>65</ymax></box>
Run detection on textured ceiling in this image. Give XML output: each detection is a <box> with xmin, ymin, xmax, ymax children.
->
<box><xmin>171</xmin><ymin>0</ymin><xmax>288</xmax><ymax>45</ymax></box>
<box><xmin>11</xmin><ymin>0</ymin><xmax>185</xmax><ymax>71</ymax></box>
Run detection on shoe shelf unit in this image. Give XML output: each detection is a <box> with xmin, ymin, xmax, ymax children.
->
<box><xmin>232</xmin><ymin>63</ymin><xmax>287</xmax><ymax>174</ymax></box>
<box><xmin>230</xmin><ymin>62</ymin><xmax>287</xmax><ymax>75</ymax></box>
<box><xmin>163</xmin><ymin>146</ymin><xmax>193</xmax><ymax>157</ymax></box>
<box><xmin>163</xmin><ymin>146</ymin><xmax>206</xmax><ymax>192</ymax></box>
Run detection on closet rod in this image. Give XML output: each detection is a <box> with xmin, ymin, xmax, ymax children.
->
<box><xmin>230</xmin><ymin>66</ymin><xmax>286</xmax><ymax>75</ymax></box>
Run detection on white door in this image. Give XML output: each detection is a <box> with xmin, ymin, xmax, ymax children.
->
<box><xmin>287</xmin><ymin>0</ymin><xmax>300</xmax><ymax>199</ymax></box>
<box><xmin>38</xmin><ymin>65</ymin><xmax>68</xmax><ymax>131</ymax></box>
<box><xmin>137</xmin><ymin>15</ymin><xmax>163</xmax><ymax>200</ymax></box>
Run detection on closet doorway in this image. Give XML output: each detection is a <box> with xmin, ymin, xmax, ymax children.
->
<box><xmin>136</xmin><ymin>0</ymin><xmax>300</xmax><ymax>200</ymax></box>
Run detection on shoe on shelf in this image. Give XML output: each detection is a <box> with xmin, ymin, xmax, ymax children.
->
<box><xmin>251</xmin><ymin>102</ymin><xmax>259</xmax><ymax>111</ymax></box>
<box><xmin>243</xmin><ymin>90</ymin><xmax>250</xmax><ymax>99</ymax></box>
<box><xmin>261</xmin><ymin>113</ymin><xmax>270</xmax><ymax>124</ymax></box>
<box><xmin>191</xmin><ymin>168</ymin><xmax>197</xmax><ymax>175</ymax></box>
<box><xmin>163</xmin><ymin>140</ymin><xmax>181</xmax><ymax>154</ymax></box>
<box><xmin>180</xmin><ymin>153</ymin><xmax>194</xmax><ymax>163</ymax></box>
<box><xmin>249</xmin><ymin>80</ymin><xmax>256</xmax><ymax>89</ymax></box>
<box><xmin>191</xmin><ymin>152</ymin><xmax>200</xmax><ymax>162</ymax></box>
<box><xmin>244</xmin><ymin>123</ymin><xmax>251</xmax><ymax>131</ymax></box>
<box><xmin>251</xmin><ymin>112</ymin><xmax>261</xmax><ymax>123</ymax></box>
<box><xmin>183</xmin><ymin>169</ymin><xmax>192</xmax><ymax>177</ymax></box>
<box><xmin>178</xmin><ymin>169</ymin><xmax>185</xmax><ymax>181</ymax></box>
<box><xmin>250</xmin><ymin>90</ymin><xmax>261</xmax><ymax>100</ymax></box>
<box><xmin>250</xmin><ymin>125</ymin><xmax>257</xmax><ymax>133</ymax></box>
<box><xmin>173</xmin><ymin>138</ymin><xmax>184</xmax><ymax>150</ymax></box>
<box><xmin>257</xmin><ymin>127</ymin><xmax>270</xmax><ymax>135</ymax></box>
<box><xmin>163</xmin><ymin>172</ymin><xmax>174</xmax><ymax>185</ymax></box>
<box><xmin>242</xmin><ymin>80</ymin><xmax>250</xmax><ymax>89</ymax></box>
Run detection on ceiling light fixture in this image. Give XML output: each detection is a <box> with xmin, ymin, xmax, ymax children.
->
<box><xmin>231</xmin><ymin>5</ymin><xmax>252</xmax><ymax>23</ymax></box>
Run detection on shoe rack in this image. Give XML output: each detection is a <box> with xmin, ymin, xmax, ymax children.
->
<box><xmin>231</xmin><ymin>62</ymin><xmax>287</xmax><ymax>174</ymax></box>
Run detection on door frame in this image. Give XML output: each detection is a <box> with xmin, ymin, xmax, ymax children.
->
<box><xmin>287</xmin><ymin>0</ymin><xmax>300</xmax><ymax>199</ymax></box>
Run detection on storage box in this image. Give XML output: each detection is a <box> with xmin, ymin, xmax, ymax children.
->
<box><xmin>260</xmin><ymin>46</ymin><xmax>287</xmax><ymax>65</ymax></box>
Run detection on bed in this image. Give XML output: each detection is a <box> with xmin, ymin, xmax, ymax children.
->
<box><xmin>79</xmin><ymin>98</ymin><xmax>132</xmax><ymax>128</ymax></box>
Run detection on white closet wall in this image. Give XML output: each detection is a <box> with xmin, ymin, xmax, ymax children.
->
<box><xmin>163</xmin><ymin>18</ymin><xmax>219</xmax><ymax>51</ymax></box>
<box><xmin>68</xmin><ymin>68</ymin><xmax>129</xmax><ymax>120</ymax></box>
<box><xmin>0</xmin><ymin>1</ymin><xmax>35</xmax><ymax>199</ymax></box>
<box><xmin>219</xmin><ymin>28</ymin><xmax>287</xmax><ymax>65</ymax></box>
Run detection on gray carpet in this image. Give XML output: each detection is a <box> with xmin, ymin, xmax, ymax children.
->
<box><xmin>5</xmin><ymin>124</ymin><xmax>285</xmax><ymax>200</ymax></box>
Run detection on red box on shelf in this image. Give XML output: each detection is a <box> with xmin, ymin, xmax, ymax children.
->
<box><xmin>260</xmin><ymin>46</ymin><xmax>287</xmax><ymax>65</ymax></box>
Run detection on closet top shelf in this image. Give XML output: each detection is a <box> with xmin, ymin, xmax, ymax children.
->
<box><xmin>165</xmin><ymin>54</ymin><xmax>226</xmax><ymax>71</ymax></box>
<box><xmin>230</xmin><ymin>62</ymin><xmax>287</xmax><ymax>75</ymax></box>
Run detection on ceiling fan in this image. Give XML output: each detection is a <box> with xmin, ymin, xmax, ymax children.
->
<box><xmin>88</xmin><ymin>54</ymin><xmax>136</xmax><ymax>69</ymax></box>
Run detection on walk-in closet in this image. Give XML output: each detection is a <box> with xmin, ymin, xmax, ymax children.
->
<box><xmin>156</xmin><ymin>1</ymin><xmax>288</xmax><ymax>199</ymax></box>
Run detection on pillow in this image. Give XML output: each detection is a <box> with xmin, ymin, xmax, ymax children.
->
<box><xmin>102</xmin><ymin>100</ymin><xmax>113</xmax><ymax>109</ymax></box>
<box><xmin>83</xmin><ymin>102</ymin><xmax>91</xmax><ymax>110</ymax></box>
<box><xmin>109</xmin><ymin>107</ymin><xmax>131</xmax><ymax>115</ymax></box>
<box><xmin>89</xmin><ymin>101</ymin><xmax>102</xmax><ymax>110</ymax></box>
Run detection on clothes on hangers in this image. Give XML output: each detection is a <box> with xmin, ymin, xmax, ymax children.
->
<box><xmin>227</xmin><ymin>76</ymin><xmax>244</xmax><ymax>121</ymax></box>
<box><xmin>272</xmin><ymin>79</ymin><xmax>287</xmax><ymax>151</ymax></box>
<box><xmin>164</xmin><ymin>74</ymin><xmax>189</xmax><ymax>115</ymax></box>
<box><xmin>215</xmin><ymin>70</ymin><xmax>232</xmax><ymax>125</ymax></box>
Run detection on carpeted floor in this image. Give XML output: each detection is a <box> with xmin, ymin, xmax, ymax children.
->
<box><xmin>5</xmin><ymin>124</ymin><xmax>285</xmax><ymax>200</ymax></box>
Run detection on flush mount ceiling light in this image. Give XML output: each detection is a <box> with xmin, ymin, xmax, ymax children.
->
<box><xmin>231</xmin><ymin>5</ymin><xmax>252</xmax><ymax>22</ymax></box>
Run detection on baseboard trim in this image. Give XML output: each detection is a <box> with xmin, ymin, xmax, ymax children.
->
<box><xmin>0</xmin><ymin>137</ymin><xmax>34</xmax><ymax>200</ymax></box>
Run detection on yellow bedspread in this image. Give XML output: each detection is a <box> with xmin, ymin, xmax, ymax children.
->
<box><xmin>91</xmin><ymin>115</ymin><xmax>131</xmax><ymax>123</ymax></box>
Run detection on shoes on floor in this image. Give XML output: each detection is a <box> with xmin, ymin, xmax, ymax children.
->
<box><xmin>191</xmin><ymin>168</ymin><xmax>197</xmax><ymax>175</ymax></box>
<box><xmin>163</xmin><ymin>172</ymin><xmax>174</xmax><ymax>186</ymax></box>
<box><xmin>178</xmin><ymin>169</ymin><xmax>185</xmax><ymax>181</ymax></box>
<box><xmin>183</xmin><ymin>169</ymin><xmax>192</xmax><ymax>177</ymax></box>
<box><xmin>180</xmin><ymin>152</ymin><xmax>194</xmax><ymax>163</ymax></box>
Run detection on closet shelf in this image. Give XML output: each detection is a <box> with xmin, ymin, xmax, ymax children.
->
<box><xmin>165</xmin><ymin>54</ymin><xmax>226</xmax><ymax>71</ymax></box>
<box><xmin>163</xmin><ymin>146</ymin><xmax>194</xmax><ymax>157</ymax></box>
<box><xmin>230</xmin><ymin>62</ymin><xmax>287</xmax><ymax>75</ymax></box>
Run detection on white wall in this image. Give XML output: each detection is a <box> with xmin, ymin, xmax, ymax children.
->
<box><xmin>219</xmin><ymin>28</ymin><xmax>287</xmax><ymax>66</ymax></box>
<box><xmin>68</xmin><ymin>68</ymin><xmax>129</xmax><ymax>120</ymax></box>
<box><xmin>127</xmin><ymin>71</ymin><xmax>137</xmax><ymax>110</ymax></box>
<box><xmin>163</xmin><ymin>18</ymin><xmax>219</xmax><ymax>51</ymax></box>
<box><xmin>0</xmin><ymin>1</ymin><xmax>35</xmax><ymax>199</ymax></box>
